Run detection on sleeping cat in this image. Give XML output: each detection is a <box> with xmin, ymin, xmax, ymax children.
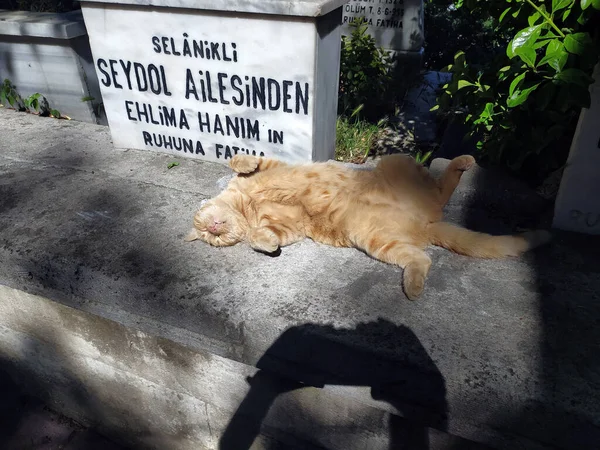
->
<box><xmin>185</xmin><ymin>154</ymin><xmax>551</xmax><ymax>300</ymax></box>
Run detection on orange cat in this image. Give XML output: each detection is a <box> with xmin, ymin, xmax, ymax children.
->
<box><xmin>186</xmin><ymin>154</ymin><xmax>550</xmax><ymax>300</ymax></box>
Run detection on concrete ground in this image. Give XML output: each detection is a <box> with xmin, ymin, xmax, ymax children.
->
<box><xmin>0</xmin><ymin>368</ymin><xmax>126</xmax><ymax>450</ymax></box>
<box><xmin>0</xmin><ymin>107</ymin><xmax>599</xmax><ymax>449</ymax></box>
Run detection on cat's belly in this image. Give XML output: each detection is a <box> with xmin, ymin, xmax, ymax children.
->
<box><xmin>307</xmin><ymin>228</ymin><xmax>349</xmax><ymax>247</ymax></box>
<box><xmin>304</xmin><ymin>208</ymin><xmax>351</xmax><ymax>248</ymax></box>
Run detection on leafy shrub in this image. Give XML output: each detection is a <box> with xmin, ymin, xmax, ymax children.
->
<box><xmin>338</xmin><ymin>19</ymin><xmax>395</xmax><ymax>121</ymax></box>
<box><xmin>424</xmin><ymin>0</ymin><xmax>511</xmax><ymax>71</ymax></box>
<box><xmin>1</xmin><ymin>78</ymin><xmax>62</xmax><ymax>118</ymax></box>
<box><xmin>433</xmin><ymin>0</ymin><xmax>600</xmax><ymax>184</ymax></box>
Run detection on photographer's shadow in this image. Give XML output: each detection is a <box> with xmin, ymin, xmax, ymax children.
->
<box><xmin>220</xmin><ymin>319</ymin><xmax>448</xmax><ymax>450</ymax></box>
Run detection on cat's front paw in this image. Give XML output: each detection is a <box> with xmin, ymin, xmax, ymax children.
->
<box><xmin>452</xmin><ymin>155</ymin><xmax>476</xmax><ymax>172</ymax></box>
<box><xmin>230</xmin><ymin>155</ymin><xmax>259</xmax><ymax>174</ymax></box>
<box><xmin>248</xmin><ymin>227</ymin><xmax>279</xmax><ymax>253</ymax></box>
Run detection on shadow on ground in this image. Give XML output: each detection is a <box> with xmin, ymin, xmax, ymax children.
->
<box><xmin>0</xmin><ymin>146</ymin><xmax>179</xmax><ymax>449</ymax></box>
<box><xmin>0</xmin><ymin>356</ymin><xmax>126</xmax><ymax>450</ymax></box>
<box><xmin>219</xmin><ymin>320</ymin><xmax>450</xmax><ymax>450</ymax></box>
<box><xmin>458</xmin><ymin>159</ymin><xmax>600</xmax><ymax>448</ymax></box>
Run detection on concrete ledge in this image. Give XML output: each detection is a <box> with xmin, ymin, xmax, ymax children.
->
<box><xmin>1</xmin><ymin>284</ymin><xmax>490</xmax><ymax>450</ymax></box>
<box><xmin>0</xmin><ymin>10</ymin><xmax>87</xmax><ymax>39</ymax></box>
<box><xmin>1</xmin><ymin>108</ymin><xmax>599</xmax><ymax>449</ymax></box>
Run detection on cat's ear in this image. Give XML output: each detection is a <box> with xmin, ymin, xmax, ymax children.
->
<box><xmin>184</xmin><ymin>228</ymin><xmax>200</xmax><ymax>242</ymax></box>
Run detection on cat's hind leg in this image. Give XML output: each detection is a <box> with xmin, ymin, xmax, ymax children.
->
<box><xmin>229</xmin><ymin>155</ymin><xmax>288</xmax><ymax>174</ymax></box>
<box><xmin>376</xmin><ymin>153</ymin><xmax>422</xmax><ymax>175</ymax></box>
<box><xmin>436</xmin><ymin>155</ymin><xmax>476</xmax><ymax>207</ymax></box>
<box><xmin>357</xmin><ymin>235</ymin><xmax>432</xmax><ymax>300</ymax></box>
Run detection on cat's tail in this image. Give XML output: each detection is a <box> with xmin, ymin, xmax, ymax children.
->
<box><xmin>426</xmin><ymin>222</ymin><xmax>551</xmax><ymax>258</ymax></box>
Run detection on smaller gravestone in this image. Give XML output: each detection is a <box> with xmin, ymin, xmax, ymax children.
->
<box><xmin>553</xmin><ymin>64</ymin><xmax>600</xmax><ymax>234</ymax></box>
<box><xmin>341</xmin><ymin>0</ymin><xmax>427</xmax><ymax>144</ymax></box>
<box><xmin>340</xmin><ymin>0</ymin><xmax>424</xmax><ymax>53</ymax></box>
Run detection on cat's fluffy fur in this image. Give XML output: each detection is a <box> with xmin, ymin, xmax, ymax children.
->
<box><xmin>186</xmin><ymin>154</ymin><xmax>551</xmax><ymax>300</ymax></box>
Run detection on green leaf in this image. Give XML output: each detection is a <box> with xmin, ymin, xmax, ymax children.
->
<box><xmin>538</xmin><ymin>42</ymin><xmax>568</xmax><ymax>72</ymax></box>
<box><xmin>555</xmin><ymin>86</ymin><xmax>572</xmax><ymax>112</ymax></box>
<box><xmin>592</xmin><ymin>0</ymin><xmax>600</xmax><ymax>9</ymax></box>
<box><xmin>457</xmin><ymin>79</ymin><xmax>475</xmax><ymax>90</ymax></box>
<box><xmin>350</xmin><ymin>104</ymin><xmax>364</xmax><ymax>118</ymax></box>
<box><xmin>577</xmin><ymin>11</ymin><xmax>588</xmax><ymax>25</ymax></box>
<box><xmin>547</xmin><ymin>111</ymin><xmax>566</xmax><ymax>123</ymax></box>
<box><xmin>473</xmin><ymin>103</ymin><xmax>494</xmax><ymax>125</ymax></box>
<box><xmin>556</xmin><ymin>84</ymin><xmax>592</xmax><ymax>109</ymax></box>
<box><xmin>581</xmin><ymin>0</ymin><xmax>592</xmax><ymax>9</ymax></box>
<box><xmin>546</xmin><ymin>39</ymin><xmax>563</xmax><ymax>55</ymax></box>
<box><xmin>538</xmin><ymin>52</ymin><xmax>567</xmax><ymax>72</ymax></box>
<box><xmin>533</xmin><ymin>39</ymin><xmax>552</xmax><ymax>49</ymax></box>
<box><xmin>500</xmin><ymin>7</ymin><xmax>513</xmax><ymax>23</ymax></box>
<box><xmin>507</xmin><ymin>41</ymin><xmax>515</xmax><ymax>59</ymax></box>
<box><xmin>167</xmin><ymin>161</ymin><xmax>180</xmax><ymax>169</ymax></box>
<box><xmin>50</xmin><ymin>109</ymin><xmax>61</xmax><ymax>118</ymax></box>
<box><xmin>554</xmin><ymin>68</ymin><xmax>595</xmax><ymax>86</ymax></box>
<box><xmin>536</xmin><ymin>82</ymin><xmax>557</xmax><ymax>110</ymax></box>
<box><xmin>541</xmin><ymin>32</ymin><xmax>561</xmax><ymax>39</ymax></box>
<box><xmin>510</xmin><ymin>25</ymin><xmax>543</xmax><ymax>56</ymax></box>
<box><xmin>552</xmin><ymin>0</ymin><xmax>573</xmax><ymax>13</ymax></box>
<box><xmin>429</xmin><ymin>104</ymin><xmax>440</xmax><ymax>112</ymax></box>
<box><xmin>483</xmin><ymin>102</ymin><xmax>494</xmax><ymax>117</ymax></box>
<box><xmin>510</xmin><ymin>72</ymin><xmax>527</xmax><ymax>97</ymax></box>
<box><xmin>507</xmin><ymin>83</ymin><xmax>541</xmax><ymax>108</ymax></box>
<box><xmin>515</xmin><ymin>46</ymin><xmax>537</xmax><ymax>67</ymax></box>
<box><xmin>454</xmin><ymin>51</ymin><xmax>466</xmax><ymax>66</ymax></box>
<box><xmin>564</xmin><ymin>32</ymin><xmax>592</xmax><ymax>55</ymax></box>
<box><xmin>570</xmin><ymin>84</ymin><xmax>592</xmax><ymax>108</ymax></box>
<box><xmin>547</xmin><ymin>124</ymin><xmax>567</xmax><ymax>139</ymax></box>
<box><xmin>528</xmin><ymin>11</ymin><xmax>541</xmax><ymax>26</ymax></box>
<box><xmin>562</xmin><ymin>7</ymin><xmax>572</xmax><ymax>21</ymax></box>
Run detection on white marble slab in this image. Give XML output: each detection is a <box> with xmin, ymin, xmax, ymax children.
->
<box><xmin>553</xmin><ymin>63</ymin><xmax>600</xmax><ymax>234</ymax></box>
<box><xmin>340</xmin><ymin>0</ymin><xmax>423</xmax><ymax>52</ymax></box>
<box><xmin>82</xmin><ymin>4</ymin><xmax>340</xmax><ymax>164</ymax></box>
<box><xmin>80</xmin><ymin>0</ymin><xmax>349</xmax><ymax>17</ymax></box>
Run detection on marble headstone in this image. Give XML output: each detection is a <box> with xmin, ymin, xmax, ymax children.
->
<box><xmin>553</xmin><ymin>63</ymin><xmax>600</xmax><ymax>234</ymax></box>
<box><xmin>341</xmin><ymin>0</ymin><xmax>424</xmax><ymax>53</ymax></box>
<box><xmin>80</xmin><ymin>0</ymin><xmax>347</xmax><ymax>164</ymax></box>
